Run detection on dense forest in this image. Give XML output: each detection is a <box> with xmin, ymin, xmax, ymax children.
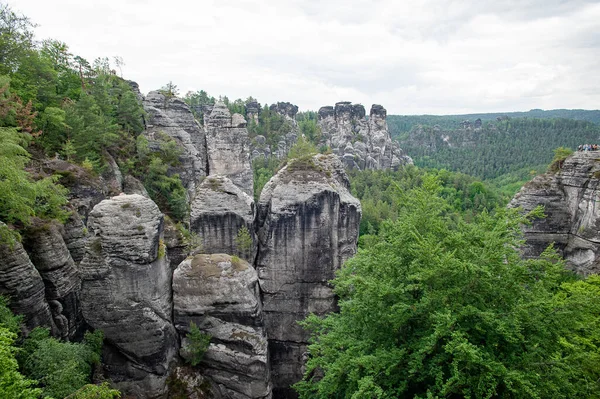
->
<box><xmin>395</xmin><ymin>118</ymin><xmax>600</xmax><ymax>194</ymax></box>
<box><xmin>388</xmin><ymin>109</ymin><xmax>600</xmax><ymax>137</ymax></box>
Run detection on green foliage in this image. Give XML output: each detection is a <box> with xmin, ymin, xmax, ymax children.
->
<box><xmin>143</xmin><ymin>157</ymin><xmax>188</xmax><ymax>222</ymax></box>
<box><xmin>158</xmin><ymin>81</ymin><xmax>178</xmax><ymax>98</ymax></box>
<box><xmin>183</xmin><ymin>90</ymin><xmax>215</xmax><ymax>123</ymax></box>
<box><xmin>548</xmin><ymin>146</ymin><xmax>574</xmax><ymax>172</ymax></box>
<box><xmin>21</xmin><ymin>327</ymin><xmax>102</xmax><ymax>399</ymax></box>
<box><xmin>0</xmin><ymin>127</ymin><xmax>69</xmax><ymax>243</ymax></box>
<box><xmin>252</xmin><ymin>156</ymin><xmax>279</xmax><ymax>201</ymax></box>
<box><xmin>234</xmin><ymin>225</ymin><xmax>253</xmax><ymax>261</ymax></box>
<box><xmin>184</xmin><ymin>322</ymin><xmax>211</xmax><ymax>367</ymax></box>
<box><xmin>398</xmin><ymin>118</ymin><xmax>599</xmax><ymax>181</ymax></box>
<box><xmin>288</xmin><ymin>135</ymin><xmax>318</xmax><ymax>160</ymax></box>
<box><xmin>65</xmin><ymin>382</ymin><xmax>120</xmax><ymax>399</ymax></box>
<box><xmin>348</xmin><ymin>166</ymin><xmax>504</xmax><ymax>237</ymax></box>
<box><xmin>0</xmin><ymin>328</ymin><xmax>43</xmax><ymax>399</ymax></box>
<box><xmin>296</xmin><ymin>178</ymin><xmax>600</xmax><ymax>399</ymax></box>
<box><xmin>297</xmin><ymin>111</ymin><xmax>321</xmax><ymax>143</ymax></box>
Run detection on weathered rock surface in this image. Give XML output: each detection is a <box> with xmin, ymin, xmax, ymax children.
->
<box><xmin>80</xmin><ymin>194</ymin><xmax>177</xmax><ymax>398</ymax></box>
<box><xmin>206</xmin><ymin>102</ymin><xmax>254</xmax><ymax>196</ymax></box>
<box><xmin>510</xmin><ymin>151</ymin><xmax>600</xmax><ymax>275</ymax></box>
<box><xmin>143</xmin><ymin>91</ymin><xmax>208</xmax><ymax>196</ymax></box>
<box><xmin>173</xmin><ymin>253</ymin><xmax>272</xmax><ymax>399</ymax></box>
<box><xmin>190</xmin><ymin>176</ymin><xmax>256</xmax><ymax>260</ymax></box>
<box><xmin>0</xmin><ymin>232</ymin><xmax>56</xmax><ymax>335</ymax></box>
<box><xmin>23</xmin><ymin>222</ymin><xmax>82</xmax><ymax>340</ymax></box>
<box><xmin>318</xmin><ymin>102</ymin><xmax>412</xmax><ymax>170</ymax></box>
<box><xmin>256</xmin><ymin>154</ymin><xmax>361</xmax><ymax>397</ymax></box>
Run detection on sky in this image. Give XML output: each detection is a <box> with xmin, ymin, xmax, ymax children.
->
<box><xmin>9</xmin><ymin>0</ymin><xmax>600</xmax><ymax>115</ymax></box>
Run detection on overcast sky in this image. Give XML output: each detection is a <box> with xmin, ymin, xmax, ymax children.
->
<box><xmin>10</xmin><ymin>0</ymin><xmax>600</xmax><ymax>114</ymax></box>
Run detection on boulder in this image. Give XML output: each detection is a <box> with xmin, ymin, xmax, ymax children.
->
<box><xmin>173</xmin><ymin>253</ymin><xmax>272</xmax><ymax>399</ymax></box>
<box><xmin>256</xmin><ymin>154</ymin><xmax>361</xmax><ymax>397</ymax></box>
<box><xmin>80</xmin><ymin>194</ymin><xmax>177</xmax><ymax>398</ymax></box>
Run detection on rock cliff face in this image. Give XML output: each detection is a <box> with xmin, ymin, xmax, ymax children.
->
<box><xmin>206</xmin><ymin>102</ymin><xmax>254</xmax><ymax>196</ymax></box>
<box><xmin>79</xmin><ymin>194</ymin><xmax>177</xmax><ymax>398</ymax></box>
<box><xmin>249</xmin><ymin>102</ymin><xmax>300</xmax><ymax>161</ymax></box>
<box><xmin>318</xmin><ymin>102</ymin><xmax>412</xmax><ymax>170</ymax></box>
<box><xmin>510</xmin><ymin>151</ymin><xmax>600</xmax><ymax>275</ymax></box>
<box><xmin>190</xmin><ymin>175</ymin><xmax>256</xmax><ymax>260</ymax></box>
<box><xmin>0</xmin><ymin>232</ymin><xmax>56</xmax><ymax>335</ymax></box>
<box><xmin>23</xmin><ymin>223</ymin><xmax>82</xmax><ymax>340</ymax></box>
<box><xmin>256</xmin><ymin>154</ymin><xmax>361</xmax><ymax>398</ymax></box>
<box><xmin>143</xmin><ymin>91</ymin><xmax>208</xmax><ymax>196</ymax></box>
<box><xmin>173</xmin><ymin>253</ymin><xmax>271</xmax><ymax>399</ymax></box>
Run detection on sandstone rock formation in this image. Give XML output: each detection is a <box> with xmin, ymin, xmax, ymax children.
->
<box><xmin>80</xmin><ymin>194</ymin><xmax>177</xmax><ymax>398</ymax></box>
<box><xmin>190</xmin><ymin>175</ymin><xmax>256</xmax><ymax>260</ymax></box>
<box><xmin>256</xmin><ymin>154</ymin><xmax>361</xmax><ymax>397</ymax></box>
<box><xmin>206</xmin><ymin>102</ymin><xmax>254</xmax><ymax>196</ymax></box>
<box><xmin>23</xmin><ymin>222</ymin><xmax>82</xmax><ymax>340</ymax></box>
<box><xmin>173</xmin><ymin>253</ymin><xmax>272</xmax><ymax>399</ymax></box>
<box><xmin>143</xmin><ymin>91</ymin><xmax>208</xmax><ymax>196</ymax></box>
<box><xmin>318</xmin><ymin>102</ymin><xmax>412</xmax><ymax>170</ymax></box>
<box><xmin>0</xmin><ymin>232</ymin><xmax>56</xmax><ymax>335</ymax></box>
<box><xmin>510</xmin><ymin>151</ymin><xmax>600</xmax><ymax>275</ymax></box>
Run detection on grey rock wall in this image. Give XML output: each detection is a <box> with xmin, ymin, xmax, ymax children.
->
<box><xmin>80</xmin><ymin>194</ymin><xmax>177</xmax><ymax>398</ymax></box>
<box><xmin>510</xmin><ymin>151</ymin><xmax>600</xmax><ymax>275</ymax></box>
<box><xmin>0</xmin><ymin>232</ymin><xmax>56</xmax><ymax>335</ymax></box>
<box><xmin>318</xmin><ymin>102</ymin><xmax>412</xmax><ymax>170</ymax></box>
<box><xmin>190</xmin><ymin>176</ymin><xmax>256</xmax><ymax>261</ymax></box>
<box><xmin>256</xmin><ymin>154</ymin><xmax>361</xmax><ymax>398</ymax></box>
<box><xmin>173</xmin><ymin>253</ymin><xmax>272</xmax><ymax>399</ymax></box>
<box><xmin>23</xmin><ymin>222</ymin><xmax>82</xmax><ymax>340</ymax></box>
<box><xmin>206</xmin><ymin>102</ymin><xmax>254</xmax><ymax>196</ymax></box>
<box><xmin>143</xmin><ymin>91</ymin><xmax>208</xmax><ymax>197</ymax></box>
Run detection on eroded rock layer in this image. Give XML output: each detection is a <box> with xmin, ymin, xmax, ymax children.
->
<box><xmin>0</xmin><ymin>231</ymin><xmax>56</xmax><ymax>335</ymax></box>
<box><xmin>206</xmin><ymin>102</ymin><xmax>254</xmax><ymax>196</ymax></box>
<box><xmin>190</xmin><ymin>175</ymin><xmax>256</xmax><ymax>260</ymax></box>
<box><xmin>23</xmin><ymin>222</ymin><xmax>82</xmax><ymax>340</ymax></box>
<box><xmin>256</xmin><ymin>154</ymin><xmax>361</xmax><ymax>397</ymax></box>
<box><xmin>143</xmin><ymin>91</ymin><xmax>208</xmax><ymax>196</ymax></box>
<box><xmin>318</xmin><ymin>102</ymin><xmax>412</xmax><ymax>170</ymax></box>
<box><xmin>173</xmin><ymin>253</ymin><xmax>272</xmax><ymax>399</ymax></box>
<box><xmin>510</xmin><ymin>151</ymin><xmax>600</xmax><ymax>275</ymax></box>
<box><xmin>80</xmin><ymin>194</ymin><xmax>177</xmax><ymax>398</ymax></box>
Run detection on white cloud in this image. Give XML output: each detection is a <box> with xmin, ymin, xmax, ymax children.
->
<box><xmin>9</xmin><ymin>0</ymin><xmax>600</xmax><ymax>114</ymax></box>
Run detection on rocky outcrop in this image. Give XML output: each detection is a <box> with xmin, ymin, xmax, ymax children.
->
<box><xmin>190</xmin><ymin>176</ymin><xmax>256</xmax><ymax>260</ymax></box>
<box><xmin>0</xmin><ymin>232</ymin><xmax>56</xmax><ymax>335</ymax></box>
<box><xmin>80</xmin><ymin>194</ymin><xmax>177</xmax><ymax>398</ymax></box>
<box><xmin>23</xmin><ymin>222</ymin><xmax>82</xmax><ymax>340</ymax></box>
<box><xmin>173</xmin><ymin>253</ymin><xmax>272</xmax><ymax>399</ymax></box>
<box><xmin>256</xmin><ymin>154</ymin><xmax>361</xmax><ymax>397</ymax></box>
<box><xmin>246</xmin><ymin>101</ymin><xmax>260</xmax><ymax>125</ymax></box>
<box><xmin>318</xmin><ymin>102</ymin><xmax>412</xmax><ymax>170</ymax></box>
<box><xmin>143</xmin><ymin>91</ymin><xmax>208</xmax><ymax>197</ymax></box>
<box><xmin>510</xmin><ymin>151</ymin><xmax>600</xmax><ymax>275</ymax></box>
<box><xmin>206</xmin><ymin>102</ymin><xmax>254</xmax><ymax>196</ymax></box>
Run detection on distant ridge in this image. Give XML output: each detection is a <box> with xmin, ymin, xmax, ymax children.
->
<box><xmin>388</xmin><ymin>109</ymin><xmax>600</xmax><ymax>138</ymax></box>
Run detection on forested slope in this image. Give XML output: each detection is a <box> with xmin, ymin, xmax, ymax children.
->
<box><xmin>388</xmin><ymin>108</ymin><xmax>600</xmax><ymax>137</ymax></box>
<box><xmin>396</xmin><ymin>118</ymin><xmax>599</xmax><ymax>182</ymax></box>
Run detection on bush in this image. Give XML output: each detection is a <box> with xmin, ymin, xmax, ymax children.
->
<box><xmin>183</xmin><ymin>322</ymin><xmax>210</xmax><ymax>367</ymax></box>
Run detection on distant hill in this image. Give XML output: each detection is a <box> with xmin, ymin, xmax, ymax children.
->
<box><xmin>396</xmin><ymin>117</ymin><xmax>600</xmax><ymax>185</ymax></box>
<box><xmin>388</xmin><ymin>109</ymin><xmax>600</xmax><ymax>139</ymax></box>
